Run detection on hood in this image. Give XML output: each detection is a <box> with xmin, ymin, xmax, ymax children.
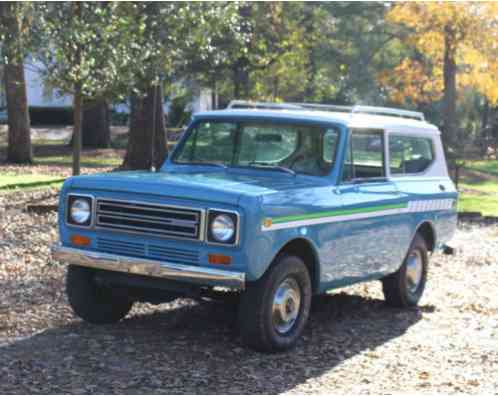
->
<box><xmin>68</xmin><ymin>169</ymin><xmax>326</xmax><ymax>206</ymax></box>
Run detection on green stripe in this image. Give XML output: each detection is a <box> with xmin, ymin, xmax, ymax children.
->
<box><xmin>272</xmin><ymin>203</ymin><xmax>407</xmax><ymax>225</ymax></box>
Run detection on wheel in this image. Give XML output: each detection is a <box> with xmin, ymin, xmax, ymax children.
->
<box><xmin>238</xmin><ymin>255</ymin><xmax>312</xmax><ymax>352</ymax></box>
<box><xmin>382</xmin><ymin>234</ymin><xmax>428</xmax><ymax>307</ymax></box>
<box><xmin>66</xmin><ymin>265</ymin><xmax>133</xmax><ymax>324</ymax></box>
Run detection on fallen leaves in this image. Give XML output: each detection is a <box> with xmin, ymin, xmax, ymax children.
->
<box><xmin>0</xmin><ymin>192</ymin><xmax>497</xmax><ymax>394</ymax></box>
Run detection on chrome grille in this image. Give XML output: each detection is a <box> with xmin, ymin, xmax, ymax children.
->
<box><xmin>96</xmin><ymin>199</ymin><xmax>202</xmax><ymax>240</ymax></box>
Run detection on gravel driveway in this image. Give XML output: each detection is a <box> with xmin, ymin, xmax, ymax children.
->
<box><xmin>1</xmin><ymin>192</ymin><xmax>497</xmax><ymax>394</ymax></box>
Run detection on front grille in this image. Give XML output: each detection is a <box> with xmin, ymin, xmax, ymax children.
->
<box><xmin>96</xmin><ymin>237</ymin><xmax>199</xmax><ymax>265</ymax></box>
<box><xmin>96</xmin><ymin>199</ymin><xmax>202</xmax><ymax>240</ymax></box>
<box><xmin>97</xmin><ymin>237</ymin><xmax>145</xmax><ymax>257</ymax></box>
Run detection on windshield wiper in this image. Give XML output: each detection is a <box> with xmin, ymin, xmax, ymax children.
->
<box><xmin>247</xmin><ymin>162</ymin><xmax>296</xmax><ymax>176</ymax></box>
<box><xmin>182</xmin><ymin>161</ymin><xmax>227</xmax><ymax>169</ymax></box>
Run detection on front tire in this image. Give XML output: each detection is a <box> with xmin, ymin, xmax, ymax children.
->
<box><xmin>382</xmin><ymin>234</ymin><xmax>428</xmax><ymax>307</ymax></box>
<box><xmin>238</xmin><ymin>255</ymin><xmax>312</xmax><ymax>352</ymax></box>
<box><xmin>66</xmin><ymin>265</ymin><xmax>133</xmax><ymax>324</ymax></box>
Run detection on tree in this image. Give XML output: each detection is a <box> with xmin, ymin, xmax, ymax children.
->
<box><xmin>36</xmin><ymin>2</ymin><xmax>136</xmax><ymax>174</ymax></box>
<box><xmin>183</xmin><ymin>2</ymin><xmax>298</xmax><ymax>102</ymax></box>
<box><xmin>378</xmin><ymin>2</ymin><xmax>498</xmax><ymax>149</ymax></box>
<box><xmin>82</xmin><ymin>99</ymin><xmax>111</xmax><ymax>148</ymax></box>
<box><xmin>0</xmin><ymin>2</ymin><xmax>33</xmax><ymax>163</ymax></box>
<box><xmin>121</xmin><ymin>2</ymin><xmax>236</xmax><ymax>169</ymax></box>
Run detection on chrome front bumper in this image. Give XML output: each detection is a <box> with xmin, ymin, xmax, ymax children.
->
<box><xmin>51</xmin><ymin>244</ymin><xmax>245</xmax><ymax>290</ymax></box>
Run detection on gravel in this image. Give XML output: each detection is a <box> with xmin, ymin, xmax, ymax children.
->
<box><xmin>0</xmin><ymin>192</ymin><xmax>497</xmax><ymax>394</ymax></box>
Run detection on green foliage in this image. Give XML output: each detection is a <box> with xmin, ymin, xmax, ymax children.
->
<box><xmin>0</xmin><ymin>2</ymin><xmax>34</xmax><ymax>64</ymax></box>
<box><xmin>34</xmin><ymin>2</ymin><xmax>137</xmax><ymax>99</ymax></box>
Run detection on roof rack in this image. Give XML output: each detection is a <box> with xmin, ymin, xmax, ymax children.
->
<box><xmin>226</xmin><ymin>100</ymin><xmax>425</xmax><ymax>121</ymax></box>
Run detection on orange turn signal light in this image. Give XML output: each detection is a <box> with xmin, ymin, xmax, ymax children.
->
<box><xmin>70</xmin><ymin>234</ymin><xmax>91</xmax><ymax>247</ymax></box>
<box><xmin>208</xmin><ymin>254</ymin><xmax>232</xmax><ymax>266</ymax></box>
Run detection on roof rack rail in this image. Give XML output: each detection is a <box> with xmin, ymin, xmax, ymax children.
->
<box><xmin>226</xmin><ymin>100</ymin><xmax>425</xmax><ymax>121</ymax></box>
<box><xmin>351</xmin><ymin>105</ymin><xmax>425</xmax><ymax>121</ymax></box>
<box><xmin>227</xmin><ymin>100</ymin><xmax>302</xmax><ymax>110</ymax></box>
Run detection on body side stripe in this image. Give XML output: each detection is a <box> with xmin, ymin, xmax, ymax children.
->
<box><xmin>262</xmin><ymin>198</ymin><xmax>454</xmax><ymax>232</ymax></box>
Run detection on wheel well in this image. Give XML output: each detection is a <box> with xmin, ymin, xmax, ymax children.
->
<box><xmin>416</xmin><ymin>222</ymin><xmax>436</xmax><ymax>252</ymax></box>
<box><xmin>276</xmin><ymin>238</ymin><xmax>319</xmax><ymax>292</ymax></box>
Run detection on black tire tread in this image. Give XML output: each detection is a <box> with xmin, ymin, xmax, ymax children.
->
<box><xmin>66</xmin><ymin>265</ymin><xmax>133</xmax><ymax>324</ymax></box>
<box><xmin>382</xmin><ymin>233</ymin><xmax>428</xmax><ymax>308</ymax></box>
<box><xmin>238</xmin><ymin>254</ymin><xmax>312</xmax><ymax>352</ymax></box>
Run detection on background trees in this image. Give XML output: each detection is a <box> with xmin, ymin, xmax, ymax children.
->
<box><xmin>379</xmin><ymin>2</ymin><xmax>498</xmax><ymax>150</ymax></box>
<box><xmin>36</xmin><ymin>2</ymin><xmax>138</xmax><ymax>175</ymax></box>
<box><xmin>1</xmin><ymin>1</ymin><xmax>497</xmax><ymax>172</ymax></box>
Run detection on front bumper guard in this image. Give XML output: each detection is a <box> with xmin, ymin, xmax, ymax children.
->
<box><xmin>51</xmin><ymin>244</ymin><xmax>245</xmax><ymax>290</ymax></box>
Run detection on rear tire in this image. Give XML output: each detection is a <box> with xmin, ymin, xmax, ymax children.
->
<box><xmin>238</xmin><ymin>255</ymin><xmax>312</xmax><ymax>352</ymax></box>
<box><xmin>66</xmin><ymin>265</ymin><xmax>133</xmax><ymax>324</ymax></box>
<box><xmin>382</xmin><ymin>234</ymin><xmax>428</xmax><ymax>307</ymax></box>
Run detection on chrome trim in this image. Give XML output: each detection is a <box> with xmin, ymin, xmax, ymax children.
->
<box><xmin>206</xmin><ymin>208</ymin><xmax>241</xmax><ymax>247</ymax></box>
<box><xmin>94</xmin><ymin>198</ymin><xmax>206</xmax><ymax>242</ymax></box>
<box><xmin>65</xmin><ymin>194</ymin><xmax>96</xmax><ymax>229</ymax></box>
<box><xmin>51</xmin><ymin>244</ymin><xmax>245</xmax><ymax>290</ymax></box>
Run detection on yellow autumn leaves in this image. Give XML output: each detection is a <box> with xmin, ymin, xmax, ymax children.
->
<box><xmin>379</xmin><ymin>2</ymin><xmax>498</xmax><ymax>105</ymax></box>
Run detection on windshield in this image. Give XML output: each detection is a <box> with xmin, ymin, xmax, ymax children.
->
<box><xmin>173</xmin><ymin>121</ymin><xmax>340</xmax><ymax>176</ymax></box>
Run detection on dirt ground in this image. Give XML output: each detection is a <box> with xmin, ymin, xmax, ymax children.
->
<box><xmin>0</xmin><ymin>191</ymin><xmax>497</xmax><ymax>394</ymax></box>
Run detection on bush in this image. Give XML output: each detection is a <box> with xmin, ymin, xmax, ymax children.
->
<box><xmin>29</xmin><ymin>106</ymin><xmax>73</xmax><ymax>125</ymax></box>
<box><xmin>111</xmin><ymin>110</ymin><xmax>129</xmax><ymax>126</ymax></box>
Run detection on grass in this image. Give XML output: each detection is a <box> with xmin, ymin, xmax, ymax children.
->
<box><xmin>459</xmin><ymin>180</ymin><xmax>498</xmax><ymax>195</ymax></box>
<box><xmin>465</xmin><ymin>159</ymin><xmax>498</xmax><ymax>177</ymax></box>
<box><xmin>0</xmin><ymin>174</ymin><xmax>65</xmax><ymax>190</ymax></box>
<box><xmin>458</xmin><ymin>194</ymin><xmax>498</xmax><ymax>216</ymax></box>
<box><xmin>458</xmin><ymin>161</ymin><xmax>498</xmax><ymax>216</ymax></box>
<box><xmin>35</xmin><ymin>154</ymin><xmax>122</xmax><ymax>168</ymax></box>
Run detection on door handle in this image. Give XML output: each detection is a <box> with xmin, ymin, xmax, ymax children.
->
<box><xmin>439</xmin><ymin>184</ymin><xmax>446</xmax><ymax>192</ymax></box>
<box><xmin>333</xmin><ymin>187</ymin><xmax>341</xmax><ymax>195</ymax></box>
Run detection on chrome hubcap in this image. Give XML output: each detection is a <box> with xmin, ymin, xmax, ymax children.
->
<box><xmin>272</xmin><ymin>278</ymin><xmax>301</xmax><ymax>334</ymax></box>
<box><xmin>406</xmin><ymin>250</ymin><xmax>423</xmax><ymax>294</ymax></box>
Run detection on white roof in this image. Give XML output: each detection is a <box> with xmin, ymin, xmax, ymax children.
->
<box><xmin>194</xmin><ymin>108</ymin><xmax>440</xmax><ymax>135</ymax></box>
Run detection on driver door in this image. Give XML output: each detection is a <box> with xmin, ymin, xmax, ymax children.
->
<box><xmin>331</xmin><ymin>129</ymin><xmax>405</xmax><ymax>282</ymax></box>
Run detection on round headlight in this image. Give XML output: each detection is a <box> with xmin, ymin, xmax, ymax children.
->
<box><xmin>70</xmin><ymin>198</ymin><xmax>91</xmax><ymax>224</ymax></box>
<box><xmin>211</xmin><ymin>214</ymin><xmax>235</xmax><ymax>242</ymax></box>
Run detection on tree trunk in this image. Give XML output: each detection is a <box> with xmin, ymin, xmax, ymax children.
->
<box><xmin>82</xmin><ymin>99</ymin><xmax>111</xmax><ymax>148</ymax></box>
<box><xmin>442</xmin><ymin>27</ymin><xmax>457</xmax><ymax>153</ymax></box>
<box><xmin>122</xmin><ymin>84</ymin><xmax>167</xmax><ymax>170</ymax></box>
<box><xmin>4</xmin><ymin>62</ymin><xmax>32</xmax><ymax>163</ymax></box>
<box><xmin>481</xmin><ymin>99</ymin><xmax>489</xmax><ymax>138</ymax></box>
<box><xmin>1</xmin><ymin>2</ymin><xmax>32</xmax><ymax>164</ymax></box>
<box><xmin>73</xmin><ymin>83</ymin><xmax>83</xmax><ymax>176</ymax></box>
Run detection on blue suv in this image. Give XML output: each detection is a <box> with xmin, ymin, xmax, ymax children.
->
<box><xmin>52</xmin><ymin>102</ymin><xmax>457</xmax><ymax>352</ymax></box>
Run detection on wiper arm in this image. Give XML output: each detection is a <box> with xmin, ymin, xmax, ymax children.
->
<box><xmin>247</xmin><ymin>162</ymin><xmax>296</xmax><ymax>176</ymax></box>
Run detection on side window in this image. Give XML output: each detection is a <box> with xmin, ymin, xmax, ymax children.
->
<box><xmin>342</xmin><ymin>129</ymin><xmax>385</xmax><ymax>181</ymax></box>
<box><xmin>389</xmin><ymin>135</ymin><xmax>434</xmax><ymax>175</ymax></box>
<box><xmin>322</xmin><ymin>129</ymin><xmax>339</xmax><ymax>163</ymax></box>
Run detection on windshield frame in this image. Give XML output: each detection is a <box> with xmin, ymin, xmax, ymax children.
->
<box><xmin>164</xmin><ymin>115</ymin><xmax>346</xmax><ymax>180</ymax></box>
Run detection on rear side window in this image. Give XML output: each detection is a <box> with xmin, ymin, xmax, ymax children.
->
<box><xmin>389</xmin><ymin>135</ymin><xmax>434</xmax><ymax>175</ymax></box>
<box><xmin>342</xmin><ymin>129</ymin><xmax>385</xmax><ymax>181</ymax></box>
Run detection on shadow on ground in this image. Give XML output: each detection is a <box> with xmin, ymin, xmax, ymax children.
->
<box><xmin>0</xmin><ymin>292</ymin><xmax>425</xmax><ymax>394</ymax></box>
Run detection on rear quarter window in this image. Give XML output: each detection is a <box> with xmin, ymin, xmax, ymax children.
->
<box><xmin>389</xmin><ymin>135</ymin><xmax>434</xmax><ymax>175</ymax></box>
